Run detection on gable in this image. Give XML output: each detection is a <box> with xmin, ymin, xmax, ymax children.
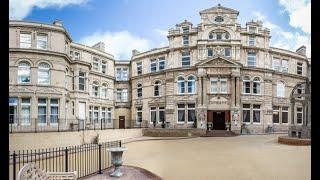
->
<box><xmin>196</xmin><ymin>56</ymin><xmax>241</xmax><ymax>68</ymax></box>
<box><xmin>199</xmin><ymin>4</ymin><xmax>239</xmax><ymax>15</ymax></box>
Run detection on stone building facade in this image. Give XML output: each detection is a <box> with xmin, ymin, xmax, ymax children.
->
<box><xmin>9</xmin><ymin>5</ymin><xmax>310</xmax><ymax>133</ymax></box>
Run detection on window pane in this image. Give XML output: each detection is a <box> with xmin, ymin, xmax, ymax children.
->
<box><xmin>224</xmin><ymin>48</ymin><xmax>231</xmax><ymax>57</ymax></box>
<box><xmin>188</xmin><ymin>109</ymin><xmax>196</xmax><ymax>122</ymax></box>
<box><xmin>282</xmin><ymin>111</ymin><xmax>288</xmax><ymax>123</ymax></box>
<box><xmin>178</xmin><ymin>110</ymin><xmax>185</xmax><ymax>122</ymax></box>
<box><xmin>20</xmin><ymin>33</ymin><xmax>31</xmax><ymax>48</ymax></box>
<box><xmin>243</xmin><ymin>110</ymin><xmax>250</xmax><ymax>122</ymax></box>
<box><xmin>208</xmin><ymin>49</ymin><xmax>213</xmax><ymax>57</ymax></box>
<box><xmin>253</xmin><ymin>110</ymin><xmax>260</xmax><ymax>123</ymax></box>
<box><xmin>37</xmin><ymin>34</ymin><xmax>48</xmax><ymax>49</ymax></box>
<box><xmin>159</xmin><ymin>110</ymin><xmax>165</xmax><ymax>122</ymax></box>
<box><xmin>220</xmin><ymin>80</ymin><xmax>227</xmax><ymax>93</ymax></box>
<box><xmin>211</xmin><ymin>80</ymin><xmax>218</xmax><ymax>93</ymax></box>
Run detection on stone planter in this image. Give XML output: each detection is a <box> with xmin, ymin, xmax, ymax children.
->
<box><xmin>107</xmin><ymin>147</ymin><xmax>128</xmax><ymax>177</ymax></box>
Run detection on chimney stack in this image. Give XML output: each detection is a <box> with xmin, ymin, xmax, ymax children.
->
<box><xmin>296</xmin><ymin>45</ymin><xmax>306</xmax><ymax>56</ymax></box>
<box><xmin>92</xmin><ymin>42</ymin><xmax>105</xmax><ymax>52</ymax></box>
<box><xmin>132</xmin><ymin>49</ymin><xmax>140</xmax><ymax>56</ymax></box>
<box><xmin>53</xmin><ymin>19</ymin><xmax>63</xmax><ymax>26</ymax></box>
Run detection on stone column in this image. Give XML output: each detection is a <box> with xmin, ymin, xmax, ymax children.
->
<box><xmin>235</xmin><ymin>77</ymin><xmax>240</xmax><ymax>107</ymax></box>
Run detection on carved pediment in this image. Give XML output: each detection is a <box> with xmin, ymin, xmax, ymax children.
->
<box><xmin>9</xmin><ymin>86</ymin><xmax>34</xmax><ymax>93</ymax></box>
<box><xmin>196</xmin><ymin>56</ymin><xmax>241</xmax><ymax>68</ymax></box>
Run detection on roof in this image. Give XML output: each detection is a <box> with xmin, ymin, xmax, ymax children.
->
<box><xmin>199</xmin><ymin>4</ymin><xmax>239</xmax><ymax>15</ymax></box>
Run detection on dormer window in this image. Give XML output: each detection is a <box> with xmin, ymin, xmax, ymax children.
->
<box><xmin>215</xmin><ymin>16</ymin><xmax>224</xmax><ymax>23</ymax></box>
<box><xmin>248</xmin><ymin>26</ymin><xmax>257</xmax><ymax>33</ymax></box>
<box><xmin>182</xmin><ymin>26</ymin><xmax>189</xmax><ymax>33</ymax></box>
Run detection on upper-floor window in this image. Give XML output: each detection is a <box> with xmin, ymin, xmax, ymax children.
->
<box><xmin>183</xmin><ymin>36</ymin><xmax>189</xmax><ymax>45</ymax></box>
<box><xmin>92</xmin><ymin>57</ymin><xmax>99</xmax><ymax>71</ymax></box>
<box><xmin>101</xmin><ymin>61</ymin><xmax>107</xmax><ymax>74</ymax></box>
<box><xmin>116</xmin><ymin>89</ymin><xmax>128</xmax><ymax>102</ymax></box>
<box><xmin>282</xmin><ymin>59</ymin><xmax>288</xmax><ymax>73</ymax></box>
<box><xmin>154</xmin><ymin>81</ymin><xmax>161</xmax><ymax>97</ymax></box>
<box><xmin>209</xmin><ymin>30</ymin><xmax>230</xmax><ymax>40</ymax></box>
<box><xmin>224</xmin><ymin>48</ymin><xmax>231</xmax><ymax>57</ymax></box>
<box><xmin>178</xmin><ymin>76</ymin><xmax>185</xmax><ymax>94</ymax></box>
<box><xmin>215</xmin><ymin>16</ymin><xmax>224</xmax><ymax>23</ymax></box>
<box><xmin>38</xmin><ymin>62</ymin><xmax>50</xmax><ymax>85</ymax></box>
<box><xmin>182</xmin><ymin>51</ymin><xmax>190</xmax><ymax>67</ymax></box>
<box><xmin>116</xmin><ymin>68</ymin><xmax>128</xmax><ymax>81</ymax></box>
<box><xmin>296</xmin><ymin>107</ymin><xmax>303</xmax><ymax>124</ymax></box>
<box><xmin>242</xmin><ymin>76</ymin><xmax>251</xmax><ymax>94</ymax></box>
<box><xmin>150</xmin><ymin>59</ymin><xmax>157</xmax><ymax>72</ymax></box>
<box><xmin>37</xmin><ymin>33</ymin><xmax>48</xmax><ymax>50</ymax></box>
<box><xmin>159</xmin><ymin>57</ymin><xmax>166</xmax><ymax>71</ymax></box>
<box><xmin>182</xmin><ymin>26</ymin><xmax>189</xmax><ymax>33</ymax></box>
<box><xmin>79</xmin><ymin>72</ymin><xmax>86</xmax><ymax>91</ymax></box>
<box><xmin>273</xmin><ymin>57</ymin><xmax>281</xmax><ymax>71</ymax></box>
<box><xmin>74</xmin><ymin>52</ymin><xmax>80</xmax><ymax>60</ymax></box>
<box><xmin>18</xmin><ymin>61</ymin><xmax>31</xmax><ymax>83</ymax></box>
<box><xmin>101</xmin><ymin>83</ymin><xmax>107</xmax><ymax>98</ymax></box>
<box><xmin>92</xmin><ymin>81</ymin><xmax>99</xmax><ymax>97</ymax></box>
<box><xmin>137</xmin><ymin>62</ymin><xmax>142</xmax><ymax>75</ymax></box>
<box><xmin>248</xmin><ymin>26</ymin><xmax>257</xmax><ymax>33</ymax></box>
<box><xmin>247</xmin><ymin>52</ymin><xmax>256</xmax><ymax>67</ymax></box>
<box><xmin>277</xmin><ymin>81</ymin><xmax>285</xmax><ymax>97</ymax></box>
<box><xmin>187</xmin><ymin>76</ymin><xmax>196</xmax><ymax>93</ymax></box>
<box><xmin>137</xmin><ymin>83</ymin><xmax>142</xmax><ymax>98</ymax></box>
<box><xmin>210</xmin><ymin>78</ymin><xmax>227</xmax><ymax>94</ymax></box>
<box><xmin>208</xmin><ymin>48</ymin><xmax>213</xmax><ymax>57</ymax></box>
<box><xmin>248</xmin><ymin>37</ymin><xmax>255</xmax><ymax>46</ymax></box>
<box><xmin>297</xmin><ymin>62</ymin><xmax>303</xmax><ymax>75</ymax></box>
<box><xmin>20</xmin><ymin>32</ymin><xmax>31</xmax><ymax>48</ymax></box>
<box><xmin>252</xmin><ymin>77</ymin><xmax>261</xmax><ymax>94</ymax></box>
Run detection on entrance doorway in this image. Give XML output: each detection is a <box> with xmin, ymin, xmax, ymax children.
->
<box><xmin>212</xmin><ymin>112</ymin><xmax>225</xmax><ymax>130</ymax></box>
<box><xmin>119</xmin><ymin>116</ymin><xmax>125</xmax><ymax>129</ymax></box>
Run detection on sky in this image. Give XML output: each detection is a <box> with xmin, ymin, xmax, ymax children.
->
<box><xmin>9</xmin><ymin>0</ymin><xmax>311</xmax><ymax>60</ymax></box>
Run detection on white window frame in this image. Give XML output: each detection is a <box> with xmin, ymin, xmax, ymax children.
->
<box><xmin>107</xmin><ymin>108</ymin><xmax>112</xmax><ymax>123</ymax></box>
<box><xmin>20</xmin><ymin>32</ymin><xmax>32</xmax><ymax>48</ymax></box>
<box><xmin>273</xmin><ymin>57</ymin><xmax>281</xmax><ymax>71</ymax></box>
<box><xmin>9</xmin><ymin>97</ymin><xmax>18</xmax><ymax>125</ymax></box>
<box><xmin>297</xmin><ymin>62</ymin><xmax>303</xmax><ymax>75</ymax></box>
<box><xmin>272</xmin><ymin>106</ymin><xmax>280</xmax><ymax>124</ymax></box>
<box><xmin>281</xmin><ymin>59</ymin><xmax>288</xmax><ymax>73</ymax></box>
<box><xmin>74</xmin><ymin>52</ymin><xmax>80</xmax><ymax>60</ymax></box>
<box><xmin>296</xmin><ymin>107</ymin><xmax>303</xmax><ymax>125</ymax></box>
<box><xmin>187</xmin><ymin>104</ymin><xmax>196</xmax><ymax>124</ymax></box>
<box><xmin>210</xmin><ymin>78</ymin><xmax>218</xmax><ymax>94</ymax></box>
<box><xmin>281</xmin><ymin>107</ymin><xmax>289</xmax><ymax>124</ymax></box>
<box><xmin>150</xmin><ymin>59</ymin><xmax>157</xmax><ymax>72</ymax></box>
<box><xmin>101</xmin><ymin>61</ymin><xmax>107</xmax><ymax>74</ymax></box>
<box><xmin>50</xmin><ymin>99</ymin><xmax>59</xmax><ymax>125</ymax></box>
<box><xmin>277</xmin><ymin>81</ymin><xmax>285</xmax><ymax>98</ymax></box>
<box><xmin>154</xmin><ymin>81</ymin><xmax>161</xmax><ymax>97</ymax></box>
<box><xmin>38</xmin><ymin>98</ymin><xmax>47</xmax><ymax>125</ymax></box>
<box><xmin>92</xmin><ymin>57</ymin><xmax>99</xmax><ymax>71</ymax></box>
<box><xmin>252</xmin><ymin>104</ymin><xmax>261</xmax><ymax>124</ymax></box>
<box><xmin>21</xmin><ymin>98</ymin><xmax>31</xmax><ymax>126</ymax></box>
<box><xmin>177</xmin><ymin>104</ymin><xmax>185</xmax><ymax>124</ymax></box>
<box><xmin>101</xmin><ymin>83</ymin><xmax>107</xmax><ymax>99</ymax></box>
<box><xmin>183</xmin><ymin>35</ymin><xmax>189</xmax><ymax>45</ymax></box>
<box><xmin>122</xmin><ymin>68</ymin><xmax>128</xmax><ymax>80</ymax></box>
<box><xmin>136</xmin><ymin>107</ymin><xmax>142</xmax><ymax>124</ymax></box>
<box><xmin>177</xmin><ymin>76</ymin><xmax>185</xmax><ymax>94</ymax></box>
<box><xmin>224</xmin><ymin>48</ymin><xmax>231</xmax><ymax>57</ymax></box>
<box><xmin>187</xmin><ymin>76</ymin><xmax>196</xmax><ymax>94</ymax></box>
<box><xmin>159</xmin><ymin>57</ymin><xmax>166</xmax><ymax>71</ymax></box>
<box><xmin>137</xmin><ymin>83</ymin><xmax>142</xmax><ymax>98</ymax></box>
<box><xmin>248</xmin><ymin>37</ymin><xmax>255</xmax><ymax>46</ymax></box>
<box><xmin>150</xmin><ymin>107</ymin><xmax>157</xmax><ymax>124</ymax></box>
<box><xmin>182</xmin><ymin>51</ymin><xmax>191</xmax><ymax>67</ymax></box>
<box><xmin>252</xmin><ymin>77</ymin><xmax>261</xmax><ymax>95</ymax></box>
<box><xmin>242</xmin><ymin>104</ymin><xmax>251</xmax><ymax>124</ymax></box>
<box><xmin>248</xmin><ymin>26</ymin><xmax>257</xmax><ymax>33</ymax></box>
<box><xmin>242</xmin><ymin>77</ymin><xmax>251</xmax><ymax>94</ymax></box>
<box><xmin>36</xmin><ymin>33</ymin><xmax>48</xmax><ymax>50</ymax></box>
<box><xmin>220</xmin><ymin>78</ymin><xmax>228</xmax><ymax>94</ymax></box>
<box><xmin>38</xmin><ymin>63</ymin><xmax>50</xmax><ymax>85</ymax></box>
<box><xmin>18</xmin><ymin>61</ymin><xmax>31</xmax><ymax>84</ymax></box>
<box><xmin>247</xmin><ymin>52</ymin><xmax>256</xmax><ymax>67</ymax></box>
<box><xmin>93</xmin><ymin>106</ymin><xmax>99</xmax><ymax>124</ymax></box>
<box><xmin>92</xmin><ymin>81</ymin><xmax>99</xmax><ymax>97</ymax></box>
<box><xmin>137</xmin><ymin>62</ymin><xmax>142</xmax><ymax>75</ymax></box>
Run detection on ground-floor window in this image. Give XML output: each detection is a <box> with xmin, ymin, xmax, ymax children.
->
<box><xmin>187</xmin><ymin>104</ymin><xmax>196</xmax><ymax>122</ymax></box>
<box><xmin>150</xmin><ymin>106</ymin><xmax>166</xmax><ymax>124</ymax></box>
<box><xmin>273</xmin><ymin>106</ymin><xmax>289</xmax><ymax>124</ymax></box>
<box><xmin>242</xmin><ymin>104</ymin><xmax>261</xmax><ymax>123</ymax></box>
<box><xmin>107</xmin><ymin>108</ymin><xmax>112</xmax><ymax>123</ymax></box>
<box><xmin>101</xmin><ymin>107</ymin><xmax>106</xmax><ymax>124</ymax></box>
<box><xmin>50</xmin><ymin>99</ymin><xmax>59</xmax><ymax>124</ymax></box>
<box><xmin>9</xmin><ymin>97</ymin><xmax>18</xmax><ymax>124</ymax></box>
<box><xmin>177</xmin><ymin>104</ymin><xmax>185</xmax><ymax>123</ymax></box>
<box><xmin>136</xmin><ymin>107</ymin><xmax>142</xmax><ymax>124</ymax></box>
<box><xmin>21</xmin><ymin>98</ymin><xmax>31</xmax><ymax>125</ymax></box>
<box><xmin>38</xmin><ymin>98</ymin><xmax>47</xmax><ymax>124</ymax></box>
<box><xmin>177</xmin><ymin>103</ymin><xmax>196</xmax><ymax>123</ymax></box>
<box><xmin>296</xmin><ymin>107</ymin><xmax>303</xmax><ymax>124</ymax></box>
<box><xmin>93</xmin><ymin>107</ymin><xmax>99</xmax><ymax>123</ymax></box>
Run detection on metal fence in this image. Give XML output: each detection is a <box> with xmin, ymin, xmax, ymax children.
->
<box><xmin>9</xmin><ymin>118</ymin><xmax>150</xmax><ymax>133</ymax></box>
<box><xmin>9</xmin><ymin>140</ymin><xmax>121</xmax><ymax>180</ymax></box>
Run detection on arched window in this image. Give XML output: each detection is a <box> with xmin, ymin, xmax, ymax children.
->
<box><xmin>92</xmin><ymin>81</ymin><xmax>99</xmax><ymax>97</ymax></box>
<box><xmin>178</xmin><ymin>76</ymin><xmax>185</xmax><ymax>94</ymax></box>
<box><xmin>253</xmin><ymin>77</ymin><xmax>261</xmax><ymax>94</ymax></box>
<box><xmin>154</xmin><ymin>81</ymin><xmax>161</xmax><ymax>97</ymax></box>
<box><xmin>38</xmin><ymin>62</ymin><xmax>50</xmax><ymax>85</ymax></box>
<box><xmin>277</xmin><ymin>81</ymin><xmax>285</xmax><ymax>97</ymax></box>
<box><xmin>18</xmin><ymin>61</ymin><xmax>31</xmax><ymax>83</ymax></box>
<box><xmin>101</xmin><ymin>83</ymin><xmax>107</xmax><ymax>98</ymax></box>
<box><xmin>137</xmin><ymin>83</ymin><xmax>142</xmax><ymax>98</ymax></box>
<box><xmin>187</xmin><ymin>76</ymin><xmax>195</xmax><ymax>93</ymax></box>
<box><xmin>243</xmin><ymin>76</ymin><xmax>251</xmax><ymax>94</ymax></box>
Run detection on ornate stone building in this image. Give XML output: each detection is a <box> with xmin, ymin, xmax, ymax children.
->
<box><xmin>9</xmin><ymin>5</ymin><xmax>310</xmax><ymax>133</ymax></box>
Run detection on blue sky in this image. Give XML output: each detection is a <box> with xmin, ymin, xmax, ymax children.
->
<box><xmin>9</xmin><ymin>0</ymin><xmax>311</xmax><ymax>59</ymax></box>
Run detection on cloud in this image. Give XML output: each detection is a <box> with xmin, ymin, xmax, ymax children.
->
<box><xmin>153</xmin><ymin>28</ymin><xmax>168</xmax><ymax>37</ymax></box>
<box><xmin>252</xmin><ymin>11</ymin><xmax>310</xmax><ymax>57</ymax></box>
<box><xmin>278</xmin><ymin>0</ymin><xmax>311</xmax><ymax>34</ymax></box>
<box><xmin>9</xmin><ymin>0</ymin><xmax>89</xmax><ymax>20</ymax></box>
<box><xmin>79</xmin><ymin>31</ymin><xmax>152</xmax><ymax>60</ymax></box>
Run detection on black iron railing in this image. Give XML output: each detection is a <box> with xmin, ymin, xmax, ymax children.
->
<box><xmin>9</xmin><ymin>140</ymin><xmax>121</xmax><ymax>180</ymax></box>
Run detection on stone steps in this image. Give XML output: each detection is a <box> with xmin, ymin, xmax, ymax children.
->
<box><xmin>201</xmin><ymin>130</ymin><xmax>238</xmax><ymax>137</ymax></box>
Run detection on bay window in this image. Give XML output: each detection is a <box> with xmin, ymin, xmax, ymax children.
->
<box><xmin>297</xmin><ymin>62</ymin><xmax>303</xmax><ymax>75</ymax></box>
<box><xmin>248</xmin><ymin>37</ymin><xmax>255</xmax><ymax>46</ymax></box>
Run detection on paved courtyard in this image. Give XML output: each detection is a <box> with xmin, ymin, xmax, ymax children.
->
<box><xmin>122</xmin><ymin>134</ymin><xmax>310</xmax><ymax>180</ymax></box>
